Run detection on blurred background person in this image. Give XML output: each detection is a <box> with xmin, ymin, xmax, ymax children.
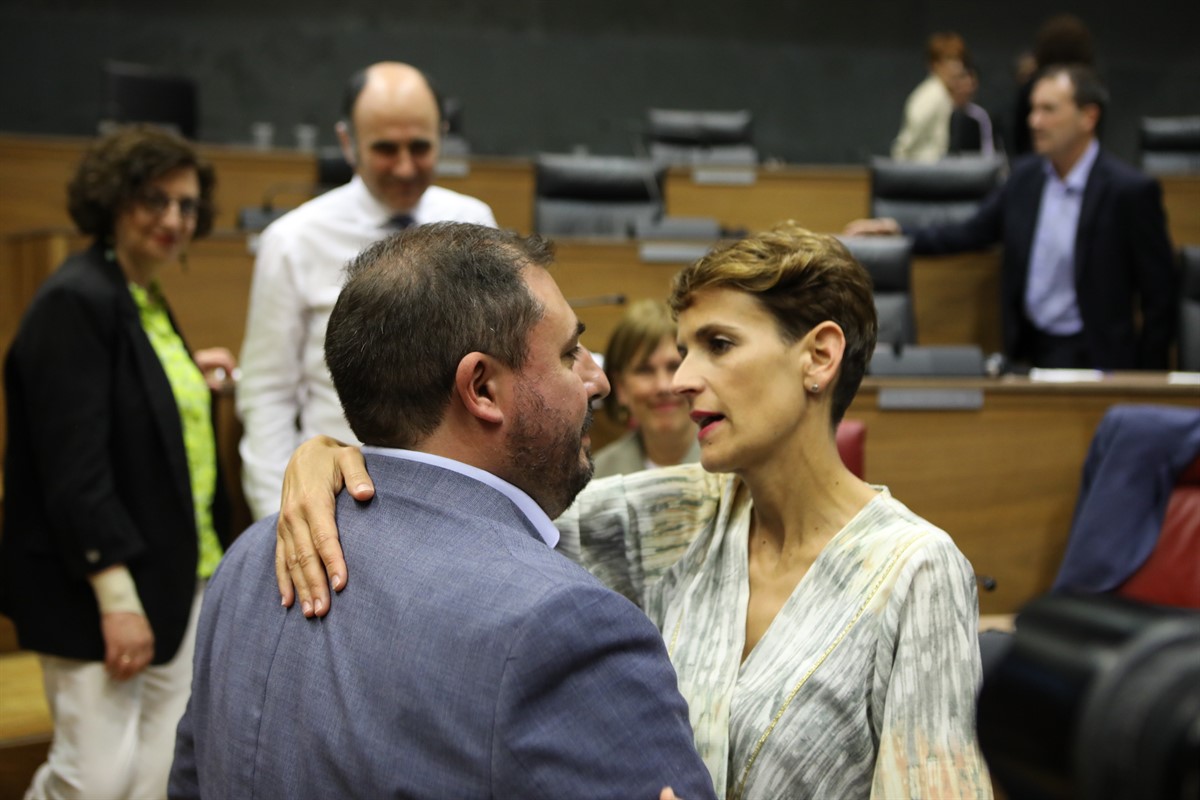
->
<box><xmin>846</xmin><ymin>65</ymin><xmax>1175</xmax><ymax>371</ymax></box>
<box><xmin>236</xmin><ymin>61</ymin><xmax>496</xmax><ymax>522</ymax></box>
<box><xmin>891</xmin><ymin>31</ymin><xmax>968</xmax><ymax>162</ymax></box>
<box><xmin>948</xmin><ymin>55</ymin><xmax>997</xmax><ymax>157</ymax></box>
<box><xmin>594</xmin><ymin>300</ymin><xmax>699</xmax><ymax>478</ymax></box>
<box><xmin>1010</xmin><ymin>13</ymin><xmax>1095</xmax><ymax>156</ymax></box>
<box><xmin>0</xmin><ymin>125</ymin><xmax>234</xmax><ymax>799</ymax></box>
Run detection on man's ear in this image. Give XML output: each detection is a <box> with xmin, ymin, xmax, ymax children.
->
<box><xmin>1081</xmin><ymin>103</ymin><xmax>1101</xmax><ymax>136</ymax></box>
<box><xmin>335</xmin><ymin>121</ymin><xmax>357</xmax><ymax>168</ymax></box>
<box><xmin>454</xmin><ymin>352</ymin><xmax>507</xmax><ymax>425</ymax></box>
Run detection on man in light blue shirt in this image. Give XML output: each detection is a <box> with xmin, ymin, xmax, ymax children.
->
<box><xmin>847</xmin><ymin>65</ymin><xmax>1175</xmax><ymax>370</ymax></box>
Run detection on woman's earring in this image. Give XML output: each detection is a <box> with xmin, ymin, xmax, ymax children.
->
<box><xmin>811</xmin><ymin>383</ymin><xmax>820</xmax><ymax>393</ymax></box>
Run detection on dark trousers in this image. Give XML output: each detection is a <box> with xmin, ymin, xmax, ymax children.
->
<box><xmin>1026</xmin><ymin>326</ymin><xmax>1090</xmax><ymax>369</ymax></box>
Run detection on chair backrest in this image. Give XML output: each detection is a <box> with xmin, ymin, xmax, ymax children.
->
<box><xmin>1140</xmin><ymin>115</ymin><xmax>1200</xmax><ymax>174</ymax></box>
<box><xmin>869</xmin><ymin>155</ymin><xmax>1004</xmax><ymax>229</ymax></box>
<box><xmin>835</xmin><ymin>419</ymin><xmax>866</xmax><ymax>479</ymax></box>
<box><xmin>645</xmin><ymin>108</ymin><xmax>757</xmax><ymax>166</ymax></box>
<box><xmin>101</xmin><ymin>61</ymin><xmax>198</xmax><ymax>140</ymax></box>
<box><xmin>1179</xmin><ymin>246</ymin><xmax>1200</xmax><ymax>372</ymax></box>
<box><xmin>534</xmin><ymin>154</ymin><xmax>666</xmax><ymax>238</ymax></box>
<box><xmin>867</xmin><ymin>345</ymin><xmax>985</xmax><ymax>376</ymax></box>
<box><xmin>1117</xmin><ymin>456</ymin><xmax>1200</xmax><ymax>608</ymax></box>
<box><xmin>838</xmin><ymin>235</ymin><xmax>915</xmax><ymax>346</ymax></box>
<box><xmin>1054</xmin><ymin>404</ymin><xmax>1200</xmax><ymax>607</ymax></box>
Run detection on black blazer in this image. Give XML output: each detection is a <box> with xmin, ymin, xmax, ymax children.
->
<box><xmin>0</xmin><ymin>244</ymin><xmax>231</xmax><ymax>663</ymax></box>
<box><xmin>909</xmin><ymin>150</ymin><xmax>1177</xmax><ymax>369</ymax></box>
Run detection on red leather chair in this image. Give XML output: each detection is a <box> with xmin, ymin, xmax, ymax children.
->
<box><xmin>836</xmin><ymin>419</ymin><xmax>866</xmax><ymax>480</ymax></box>
<box><xmin>1116</xmin><ymin>455</ymin><xmax>1200</xmax><ymax>608</ymax></box>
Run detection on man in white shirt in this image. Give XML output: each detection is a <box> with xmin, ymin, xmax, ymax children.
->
<box><xmin>237</xmin><ymin>62</ymin><xmax>497</xmax><ymax>519</ymax></box>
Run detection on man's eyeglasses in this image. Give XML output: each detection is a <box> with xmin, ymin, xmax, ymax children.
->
<box><xmin>137</xmin><ymin>191</ymin><xmax>201</xmax><ymax>219</ymax></box>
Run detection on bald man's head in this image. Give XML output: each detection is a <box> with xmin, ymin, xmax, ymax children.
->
<box><xmin>336</xmin><ymin>62</ymin><xmax>441</xmax><ymax>213</ymax></box>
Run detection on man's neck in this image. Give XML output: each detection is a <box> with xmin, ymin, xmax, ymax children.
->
<box><xmin>1050</xmin><ymin>136</ymin><xmax>1097</xmax><ymax>180</ymax></box>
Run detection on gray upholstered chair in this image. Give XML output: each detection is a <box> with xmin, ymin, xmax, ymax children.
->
<box><xmin>869</xmin><ymin>155</ymin><xmax>1005</xmax><ymax>229</ymax></box>
<box><xmin>1180</xmin><ymin>246</ymin><xmax>1200</xmax><ymax>372</ymax></box>
<box><xmin>839</xmin><ymin>235</ymin><xmax>915</xmax><ymax>347</ymax></box>
<box><xmin>533</xmin><ymin>154</ymin><xmax>666</xmax><ymax>238</ymax></box>
<box><xmin>1140</xmin><ymin>116</ymin><xmax>1200</xmax><ymax>174</ymax></box>
<box><xmin>645</xmin><ymin>108</ymin><xmax>757</xmax><ymax>167</ymax></box>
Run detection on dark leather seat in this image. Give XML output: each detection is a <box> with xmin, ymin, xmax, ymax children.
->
<box><xmin>1139</xmin><ymin>115</ymin><xmax>1200</xmax><ymax>174</ymax></box>
<box><xmin>645</xmin><ymin>108</ymin><xmax>757</xmax><ymax>166</ymax></box>
<box><xmin>869</xmin><ymin>155</ymin><xmax>1005</xmax><ymax>229</ymax></box>
<box><xmin>1054</xmin><ymin>404</ymin><xmax>1200</xmax><ymax>608</ymax></box>
<box><xmin>839</xmin><ymin>235</ymin><xmax>915</xmax><ymax>346</ymax></box>
<box><xmin>534</xmin><ymin>154</ymin><xmax>666</xmax><ymax>238</ymax></box>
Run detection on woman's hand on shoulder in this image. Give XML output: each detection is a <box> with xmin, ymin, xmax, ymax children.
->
<box><xmin>276</xmin><ymin>435</ymin><xmax>375</xmax><ymax>617</ymax></box>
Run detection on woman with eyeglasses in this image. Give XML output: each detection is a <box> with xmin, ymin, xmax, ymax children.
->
<box><xmin>0</xmin><ymin>124</ymin><xmax>235</xmax><ymax>799</ymax></box>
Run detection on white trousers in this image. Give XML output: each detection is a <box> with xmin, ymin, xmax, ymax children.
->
<box><xmin>25</xmin><ymin>582</ymin><xmax>204</xmax><ymax>800</ymax></box>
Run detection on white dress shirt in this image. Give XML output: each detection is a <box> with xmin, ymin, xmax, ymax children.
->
<box><xmin>237</xmin><ymin>176</ymin><xmax>496</xmax><ymax>519</ymax></box>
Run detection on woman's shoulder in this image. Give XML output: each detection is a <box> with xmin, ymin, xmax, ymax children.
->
<box><xmin>40</xmin><ymin>246</ymin><xmax>119</xmax><ymax>294</ymax></box>
<box><xmin>24</xmin><ymin>247</ymin><xmax>122</xmax><ymax>316</ymax></box>
<box><xmin>853</xmin><ymin>488</ymin><xmax>969</xmax><ymax>567</ymax></box>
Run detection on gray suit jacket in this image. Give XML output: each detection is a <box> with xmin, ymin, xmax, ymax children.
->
<box><xmin>170</xmin><ymin>454</ymin><xmax>714</xmax><ymax>799</ymax></box>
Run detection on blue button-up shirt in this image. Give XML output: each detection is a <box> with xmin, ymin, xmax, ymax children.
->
<box><xmin>1024</xmin><ymin>139</ymin><xmax>1100</xmax><ymax>335</ymax></box>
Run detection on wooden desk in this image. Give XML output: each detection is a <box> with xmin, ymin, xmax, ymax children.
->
<box><xmin>0</xmin><ymin>134</ymin><xmax>317</xmax><ymax>237</ymax></box>
<box><xmin>2</xmin><ymin>232</ymin><xmax>1003</xmax><ymax>368</ymax></box>
<box><xmin>5</xmin><ymin>134</ymin><xmax>1199</xmax><ymax>246</ymax></box>
<box><xmin>1160</xmin><ymin>174</ymin><xmax>1200</xmax><ymax>248</ymax></box>
<box><xmin>664</xmin><ymin>164</ymin><xmax>870</xmax><ymax>235</ymax></box>
<box><xmin>846</xmin><ymin>374</ymin><xmax>1199</xmax><ymax>615</ymax></box>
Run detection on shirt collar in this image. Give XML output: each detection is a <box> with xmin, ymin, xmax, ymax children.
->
<box><xmin>1044</xmin><ymin>138</ymin><xmax>1100</xmax><ymax>192</ymax></box>
<box><xmin>360</xmin><ymin>446</ymin><xmax>561</xmax><ymax>548</ymax></box>
<box><xmin>345</xmin><ymin>175</ymin><xmax>422</xmax><ymax>230</ymax></box>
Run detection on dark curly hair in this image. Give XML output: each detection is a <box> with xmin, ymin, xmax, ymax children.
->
<box><xmin>67</xmin><ymin>124</ymin><xmax>217</xmax><ymax>240</ymax></box>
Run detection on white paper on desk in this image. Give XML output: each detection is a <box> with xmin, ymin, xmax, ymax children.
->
<box><xmin>1028</xmin><ymin>368</ymin><xmax>1106</xmax><ymax>383</ymax></box>
<box><xmin>1167</xmin><ymin>371</ymin><xmax>1200</xmax><ymax>386</ymax></box>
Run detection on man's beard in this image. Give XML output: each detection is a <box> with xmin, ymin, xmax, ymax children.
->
<box><xmin>506</xmin><ymin>384</ymin><xmax>595</xmax><ymax>519</ymax></box>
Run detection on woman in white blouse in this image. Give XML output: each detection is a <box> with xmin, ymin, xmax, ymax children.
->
<box><xmin>276</xmin><ymin>224</ymin><xmax>992</xmax><ymax>799</ymax></box>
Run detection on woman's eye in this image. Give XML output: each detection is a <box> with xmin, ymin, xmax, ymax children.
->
<box><xmin>709</xmin><ymin>337</ymin><xmax>733</xmax><ymax>354</ymax></box>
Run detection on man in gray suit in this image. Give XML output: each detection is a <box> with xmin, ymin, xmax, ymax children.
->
<box><xmin>169</xmin><ymin>223</ymin><xmax>714</xmax><ymax>799</ymax></box>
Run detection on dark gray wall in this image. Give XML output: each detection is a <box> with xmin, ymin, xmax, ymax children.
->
<box><xmin>2</xmin><ymin>0</ymin><xmax>1196</xmax><ymax>165</ymax></box>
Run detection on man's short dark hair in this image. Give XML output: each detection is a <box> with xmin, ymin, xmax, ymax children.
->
<box><xmin>325</xmin><ymin>222</ymin><xmax>552</xmax><ymax>448</ymax></box>
<box><xmin>1038</xmin><ymin>63</ymin><xmax>1109</xmax><ymax>128</ymax></box>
